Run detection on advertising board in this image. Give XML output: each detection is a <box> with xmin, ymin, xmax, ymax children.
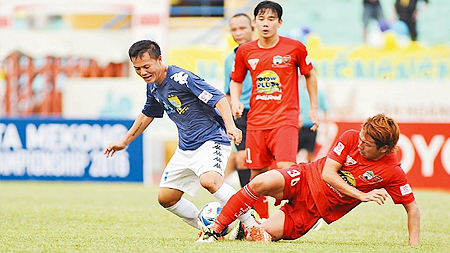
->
<box><xmin>0</xmin><ymin>118</ymin><xmax>143</xmax><ymax>182</ymax></box>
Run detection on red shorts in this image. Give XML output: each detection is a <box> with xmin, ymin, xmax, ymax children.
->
<box><xmin>245</xmin><ymin>125</ymin><xmax>298</xmax><ymax>169</ymax></box>
<box><xmin>278</xmin><ymin>164</ymin><xmax>321</xmax><ymax>240</ymax></box>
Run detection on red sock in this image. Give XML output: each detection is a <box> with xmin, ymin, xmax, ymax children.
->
<box><xmin>212</xmin><ymin>185</ymin><xmax>259</xmax><ymax>233</ymax></box>
<box><xmin>253</xmin><ymin>196</ymin><xmax>269</xmax><ymax>219</ymax></box>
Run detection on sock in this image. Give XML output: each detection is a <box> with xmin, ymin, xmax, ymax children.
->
<box><xmin>165</xmin><ymin>197</ymin><xmax>201</xmax><ymax>230</ymax></box>
<box><xmin>253</xmin><ymin>196</ymin><xmax>269</xmax><ymax>219</ymax></box>
<box><xmin>211</xmin><ymin>184</ymin><xmax>259</xmax><ymax>233</ymax></box>
<box><xmin>212</xmin><ymin>183</ymin><xmax>236</xmax><ymax>207</ymax></box>
<box><xmin>237</xmin><ymin>169</ymin><xmax>251</xmax><ymax>188</ymax></box>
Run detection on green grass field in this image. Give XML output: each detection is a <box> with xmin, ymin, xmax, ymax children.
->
<box><xmin>1</xmin><ymin>181</ymin><xmax>449</xmax><ymax>253</ymax></box>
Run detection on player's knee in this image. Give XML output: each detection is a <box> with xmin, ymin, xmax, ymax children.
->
<box><xmin>249</xmin><ymin>173</ymin><xmax>270</xmax><ymax>195</ymax></box>
<box><xmin>199</xmin><ymin>172</ymin><xmax>222</xmax><ymax>193</ymax></box>
<box><xmin>157</xmin><ymin>191</ymin><xmax>179</xmax><ymax>208</ymax></box>
<box><xmin>158</xmin><ymin>196</ymin><xmax>175</xmax><ymax>208</ymax></box>
<box><xmin>250</xmin><ymin>170</ymin><xmax>282</xmax><ymax>196</ymax></box>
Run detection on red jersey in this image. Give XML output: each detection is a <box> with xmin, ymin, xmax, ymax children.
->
<box><xmin>305</xmin><ymin>130</ymin><xmax>415</xmax><ymax>224</ymax></box>
<box><xmin>231</xmin><ymin>36</ymin><xmax>313</xmax><ymax>130</ymax></box>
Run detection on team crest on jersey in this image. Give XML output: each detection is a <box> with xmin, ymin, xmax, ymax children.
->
<box><xmin>255</xmin><ymin>70</ymin><xmax>281</xmax><ymax>101</ymax></box>
<box><xmin>344</xmin><ymin>155</ymin><xmax>357</xmax><ymax>166</ymax></box>
<box><xmin>248</xmin><ymin>58</ymin><xmax>259</xmax><ymax>70</ymax></box>
<box><xmin>359</xmin><ymin>171</ymin><xmax>383</xmax><ymax>184</ymax></box>
<box><xmin>272</xmin><ymin>55</ymin><xmax>292</xmax><ymax>68</ymax></box>
<box><xmin>273</xmin><ymin>55</ymin><xmax>283</xmax><ymax>65</ymax></box>
<box><xmin>168</xmin><ymin>95</ymin><xmax>188</xmax><ymax>114</ymax></box>
<box><xmin>338</xmin><ymin>170</ymin><xmax>356</xmax><ymax>187</ymax></box>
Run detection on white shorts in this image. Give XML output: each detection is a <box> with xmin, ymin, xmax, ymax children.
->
<box><xmin>159</xmin><ymin>141</ymin><xmax>231</xmax><ymax>197</ymax></box>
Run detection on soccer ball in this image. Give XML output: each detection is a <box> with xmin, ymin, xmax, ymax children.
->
<box><xmin>198</xmin><ymin>202</ymin><xmax>237</xmax><ymax>235</ymax></box>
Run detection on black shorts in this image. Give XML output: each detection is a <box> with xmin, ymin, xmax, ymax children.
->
<box><xmin>234</xmin><ymin>109</ymin><xmax>248</xmax><ymax>151</ymax></box>
<box><xmin>298</xmin><ymin>126</ymin><xmax>317</xmax><ymax>152</ymax></box>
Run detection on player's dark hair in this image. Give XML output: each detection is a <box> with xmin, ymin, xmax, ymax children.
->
<box><xmin>128</xmin><ymin>40</ymin><xmax>161</xmax><ymax>60</ymax></box>
<box><xmin>362</xmin><ymin>113</ymin><xmax>399</xmax><ymax>153</ymax></box>
<box><xmin>231</xmin><ymin>13</ymin><xmax>252</xmax><ymax>26</ymax></box>
<box><xmin>254</xmin><ymin>1</ymin><xmax>283</xmax><ymax>20</ymax></box>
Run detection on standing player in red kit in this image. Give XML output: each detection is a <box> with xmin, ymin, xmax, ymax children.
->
<box><xmin>199</xmin><ymin>114</ymin><xmax>421</xmax><ymax>245</ymax></box>
<box><xmin>229</xmin><ymin>0</ymin><xmax>320</xmax><ymax>218</ymax></box>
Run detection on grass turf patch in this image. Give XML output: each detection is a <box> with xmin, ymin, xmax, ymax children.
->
<box><xmin>1</xmin><ymin>181</ymin><xmax>449</xmax><ymax>252</ymax></box>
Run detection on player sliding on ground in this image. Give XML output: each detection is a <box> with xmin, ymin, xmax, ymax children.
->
<box><xmin>198</xmin><ymin>114</ymin><xmax>420</xmax><ymax>246</ymax></box>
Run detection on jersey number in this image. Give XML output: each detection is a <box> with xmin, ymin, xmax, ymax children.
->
<box><xmin>245</xmin><ymin>148</ymin><xmax>252</xmax><ymax>164</ymax></box>
<box><xmin>287</xmin><ymin>169</ymin><xmax>301</xmax><ymax>186</ymax></box>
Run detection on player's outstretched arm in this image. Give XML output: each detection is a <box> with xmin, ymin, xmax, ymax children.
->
<box><xmin>229</xmin><ymin>80</ymin><xmax>244</xmax><ymax>118</ymax></box>
<box><xmin>403</xmin><ymin>201</ymin><xmax>420</xmax><ymax>246</ymax></box>
<box><xmin>215</xmin><ymin>97</ymin><xmax>242</xmax><ymax>145</ymax></box>
<box><xmin>104</xmin><ymin>113</ymin><xmax>154</xmax><ymax>157</ymax></box>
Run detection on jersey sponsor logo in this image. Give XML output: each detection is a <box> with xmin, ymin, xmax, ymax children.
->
<box><xmin>248</xmin><ymin>58</ymin><xmax>259</xmax><ymax>70</ymax></box>
<box><xmin>168</xmin><ymin>95</ymin><xmax>188</xmax><ymax>114</ymax></box>
<box><xmin>359</xmin><ymin>170</ymin><xmax>383</xmax><ymax>184</ymax></box>
<box><xmin>255</xmin><ymin>94</ymin><xmax>282</xmax><ymax>100</ymax></box>
<box><xmin>198</xmin><ymin>90</ymin><xmax>213</xmax><ymax>103</ymax></box>
<box><xmin>333</xmin><ymin>142</ymin><xmax>344</xmax><ymax>155</ymax></box>
<box><xmin>400</xmin><ymin>184</ymin><xmax>412</xmax><ymax>196</ymax></box>
<box><xmin>255</xmin><ymin>70</ymin><xmax>281</xmax><ymax>100</ymax></box>
<box><xmin>344</xmin><ymin>155</ymin><xmax>357</xmax><ymax>166</ymax></box>
<box><xmin>170</xmin><ymin>71</ymin><xmax>189</xmax><ymax>86</ymax></box>
<box><xmin>326</xmin><ymin>182</ymin><xmax>345</xmax><ymax>198</ymax></box>
<box><xmin>338</xmin><ymin>169</ymin><xmax>356</xmax><ymax>186</ymax></box>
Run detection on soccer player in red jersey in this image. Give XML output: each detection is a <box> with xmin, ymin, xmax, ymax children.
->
<box><xmin>229</xmin><ymin>0</ymin><xmax>320</xmax><ymax>218</ymax></box>
<box><xmin>199</xmin><ymin>114</ymin><xmax>420</xmax><ymax>246</ymax></box>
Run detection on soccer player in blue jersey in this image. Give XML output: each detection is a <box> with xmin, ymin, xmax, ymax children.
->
<box><xmin>104</xmin><ymin>40</ymin><xmax>258</xmax><ymax>237</ymax></box>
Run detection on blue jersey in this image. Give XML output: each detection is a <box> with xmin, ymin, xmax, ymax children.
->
<box><xmin>224</xmin><ymin>47</ymin><xmax>252</xmax><ymax>109</ymax></box>
<box><xmin>142</xmin><ymin>65</ymin><xmax>230</xmax><ymax>150</ymax></box>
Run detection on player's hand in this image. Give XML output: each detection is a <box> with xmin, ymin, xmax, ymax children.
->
<box><xmin>228</xmin><ymin>127</ymin><xmax>243</xmax><ymax>145</ymax></box>
<box><xmin>309</xmin><ymin>109</ymin><xmax>320</xmax><ymax>131</ymax></box>
<box><xmin>360</xmin><ymin>189</ymin><xmax>389</xmax><ymax>205</ymax></box>
<box><xmin>104</xmin><ymin>141</ymin><xmax>127</xmax><ymax>158</ymax></box>
<box><xmin>231</xmin><ymin>100</ymin><xmax>244</xmax><ymax>118</ymax></box>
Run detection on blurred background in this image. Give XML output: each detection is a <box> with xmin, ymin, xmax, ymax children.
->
<box><xmin>1</xmin><ymin>0</ymin><xmax>449</xmax><ymax>190</ymax></box>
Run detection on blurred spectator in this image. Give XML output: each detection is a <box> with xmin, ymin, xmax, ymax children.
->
<box><xmin>362</xmin><ymin>0</ymin><xmax>388</xmax><ymax>42</ymax></box>
<box><xmin>394</xmin><ymin>0</ymin><xmax>429</xmax><ymax>41</ymax></box>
